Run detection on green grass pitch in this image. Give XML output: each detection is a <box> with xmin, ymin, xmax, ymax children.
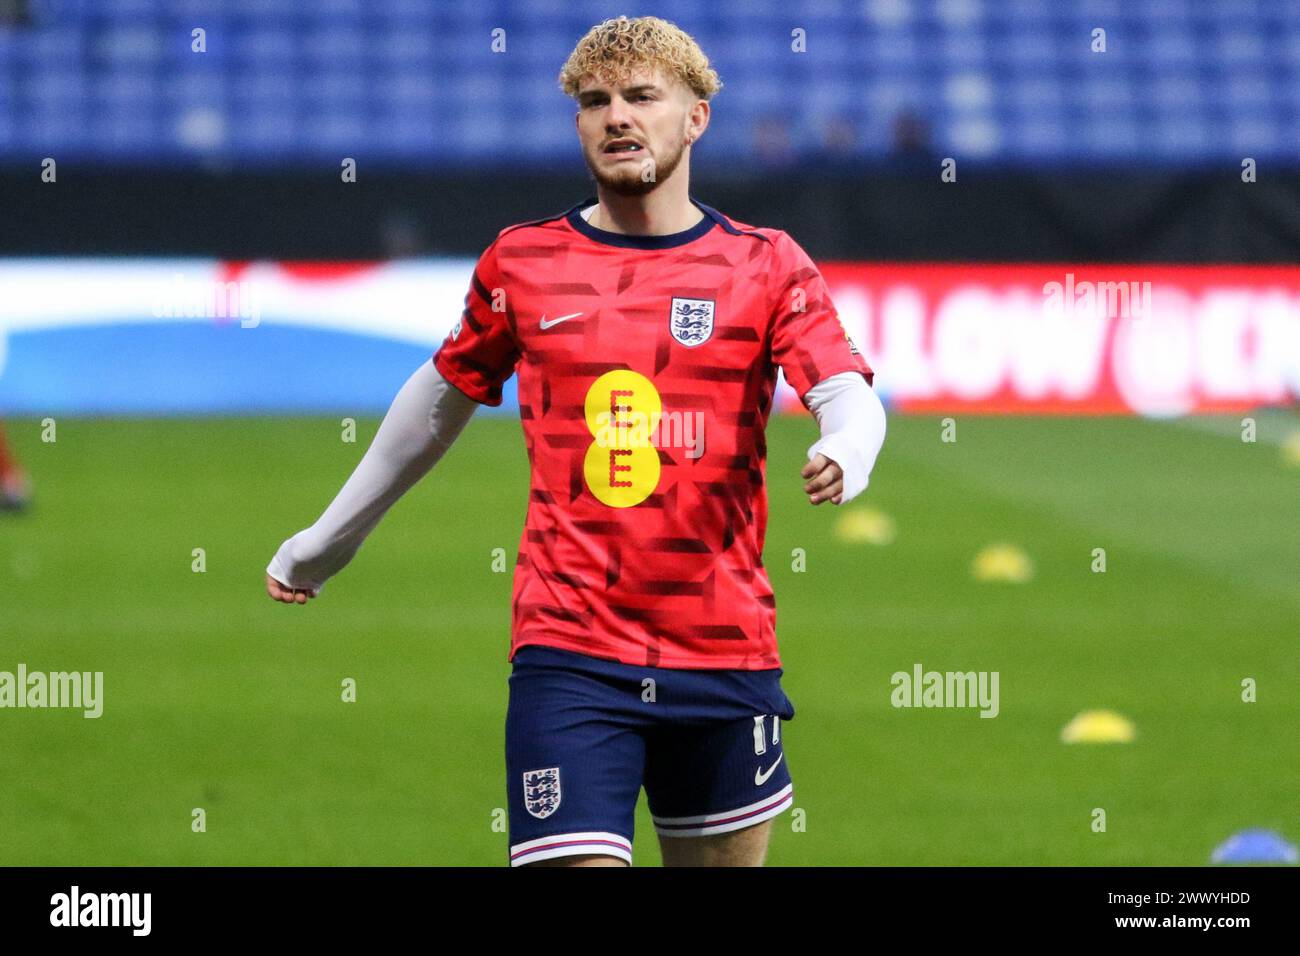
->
<box><xmin>1</xmin><ymin>410</ymin><xmax>1297</xmax><ymax>865</ymax></box>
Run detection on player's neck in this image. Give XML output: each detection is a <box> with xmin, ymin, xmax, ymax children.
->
<box><xmin>589</xmin><ymin>184</ymin><xmax>704</xmax><ymax>236</ymax></box>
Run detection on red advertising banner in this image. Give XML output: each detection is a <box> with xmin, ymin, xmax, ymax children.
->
<box><xmin>807</xmin><ymin>264</ymin><xmax>1300</xmax><ymax>416</ymax></box>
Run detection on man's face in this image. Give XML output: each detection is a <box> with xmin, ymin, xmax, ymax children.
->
<box><xmin>575</xmin><ymin>68</ymin><xmax>699</xmax><ymax>196</ymax></box>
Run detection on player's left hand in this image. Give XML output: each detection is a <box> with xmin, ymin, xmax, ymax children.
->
<box><xmin>266</xmin><ymin>573</ymin><xmax>318</xmax><ymax>605</ymax></box>
<box><xmin>801</xmin><ymin>453</ymin><xmax>844</xmax><ymax>505</ymax></box>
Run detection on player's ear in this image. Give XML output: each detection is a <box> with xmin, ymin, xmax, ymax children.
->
<box><xmin>687</xmin><ymin>98</ymin><xmax>709</xmax><ymax>144</ymax></box>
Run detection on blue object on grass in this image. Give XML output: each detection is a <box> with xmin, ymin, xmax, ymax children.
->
<box><xmin>1210</xmin><ymin>829</ymin><xmax>1298</xmax><ymax>865</ymax></box>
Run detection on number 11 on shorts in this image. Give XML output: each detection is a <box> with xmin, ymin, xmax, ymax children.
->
<box><xmin>752</xmin><ymin>715</ymin><xmax>780</xmax><ymax>755</ymax></box>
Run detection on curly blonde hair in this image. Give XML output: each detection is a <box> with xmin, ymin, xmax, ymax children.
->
<box><xmin>558</xmin><ymin>15</ymin><xmax>722</xmax><ymax>102</ymax></box>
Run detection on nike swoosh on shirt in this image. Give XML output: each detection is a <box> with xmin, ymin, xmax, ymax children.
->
<box><xmin>754</xmin><ymin>753</ymin><xmax>784</xmax><ymax>786</ymax></box>
<box><xmin>539</xmin><ymin>312</ymin><xmax>583</xmax><ymax>329</ymax></box>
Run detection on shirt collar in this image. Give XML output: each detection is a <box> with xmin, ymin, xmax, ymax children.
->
<box><xmin>565</xmin><ymin>196</ymin><xmax>724</xmax><ymax>249</ymax></box>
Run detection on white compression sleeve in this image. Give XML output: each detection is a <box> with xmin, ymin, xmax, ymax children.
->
<box><xmin>266</xmin><ymin>359</ymin><xmax>480</xmax><ymax>592</ymax></box>
<box><xmin>804</xmin><ymin>371</ymin><xmax>887</xmax><ymax>505</ymax></box>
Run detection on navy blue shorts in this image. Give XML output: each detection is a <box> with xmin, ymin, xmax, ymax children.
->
<box><xmin>505</xmin><ymin>645</ymin><xmax>797</xmax><ymax>866</ymax></box>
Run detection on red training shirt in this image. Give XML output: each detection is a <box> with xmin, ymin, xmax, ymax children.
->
<box><xmin>434</xmin><ymin>196</ymin><xmax>873</xmax><ymax>669</ymax></box>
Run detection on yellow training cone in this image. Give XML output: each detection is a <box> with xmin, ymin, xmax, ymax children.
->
<box><xmin>972</xmin><ymin>543</ymin><xmax>1033</xmax><ymax>583</ymax></box>
<box><xmin>834</xmin><ymin>507</ymin><xmax>896</xmax><ymax>545</ymax></box>
<box><xmin>1281</xmin><ymin>431</ymin><xmax>1300</xmax><ymax>467</ymax></box>
<box><xmin>1060</xmin><ymin>709</ymin><xmax>1137</xmax><ymax>744</ymax></box>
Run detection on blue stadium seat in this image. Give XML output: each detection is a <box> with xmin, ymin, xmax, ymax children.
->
<box><xmin>0</xmin><ymin>0</ymin><xmax>1297</xmax><ymax>167</ymax></box>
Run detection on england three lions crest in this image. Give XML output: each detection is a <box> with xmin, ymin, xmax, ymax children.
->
<box><xmin>523</xmin><ymin>767</ymin><xmax>562</xmax><ymax>819</ymax></box>
<box><xmin>669</xmin><ymin>297</ymin><xmax>715</xmax><ymax>347</ymax></box>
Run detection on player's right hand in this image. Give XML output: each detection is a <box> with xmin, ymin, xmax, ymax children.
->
<box><xmin>266</xmin><ymin>573</ymin><xmax>317</xmax><ymax>605</ymax></box>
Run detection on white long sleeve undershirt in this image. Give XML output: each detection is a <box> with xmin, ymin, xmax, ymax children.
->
<box><xmin>266</xmin><ymin>362</ymin><xmax>886</xmax><ymax>592</ymax></box>
<box><xmin>804</xmin><ymin>370</ymin><xmax>888</xmax><ymax>505</ymax></box>
<box><xmin>266</xmin><ymin>359</ymin><xmax>479</xmax><ymax>592</ymax></box>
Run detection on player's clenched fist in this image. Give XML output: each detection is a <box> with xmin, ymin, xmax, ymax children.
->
<box><xmin>801</xmin><ymin>452</ymin><xmax>844</xmax><ymax>505</ymax></box>
<box><xmin>265</xmin><ymin>573</ymin><xmax>317</xmax><ymax>605</ymax></box>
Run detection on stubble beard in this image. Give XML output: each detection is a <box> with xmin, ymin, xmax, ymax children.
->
<box><xmin>586</xmin><ymin>136</ymin><xmax>688</xmax><ymax>197</ymax></box>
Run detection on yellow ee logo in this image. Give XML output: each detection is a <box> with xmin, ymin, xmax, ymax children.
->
<box><xmin>583</xmin><ymin>370</ymin><xmax>662</xmax><ymax>508</ymax></box>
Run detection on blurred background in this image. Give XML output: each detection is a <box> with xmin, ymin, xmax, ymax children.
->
<box><xmin>0</xmin><ymin>0</ymin><xmax>1297</xmax><ymax>867</ymax></box>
